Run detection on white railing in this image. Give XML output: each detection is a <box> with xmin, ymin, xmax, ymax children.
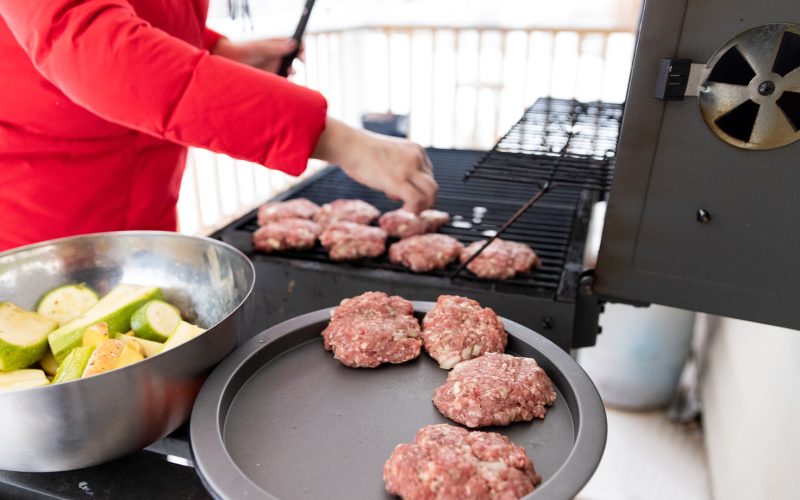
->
<box><xmin>178</xmin><ymin>25</ymin><xmax>636</xmax><ymax>236</ymax></box>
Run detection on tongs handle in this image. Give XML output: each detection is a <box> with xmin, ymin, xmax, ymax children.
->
<box><xmin>278</xmin><ymin>0</ymin><xmax>316</xmax><ymax>78</ymax></box>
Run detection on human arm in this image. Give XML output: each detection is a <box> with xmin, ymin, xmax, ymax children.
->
<box><xmin>312</xmin><ymin>117</ymin><xmax>438</xmax><ymax>213</ymax></box>
<box><xmin>212</xmin><ymin>37</ymin><xmax>302</xmax><ymax>75</ymax></box>
<box><xmin>0</xmin><ymin>0</ymin><xmax>325</xmax><ymax>174</ymax></box>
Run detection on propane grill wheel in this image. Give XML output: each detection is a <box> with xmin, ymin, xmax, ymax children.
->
<box><xmin>699</xmin><ymin>23</ymin><xmax>800</xmax><ymax>150</ymax></box>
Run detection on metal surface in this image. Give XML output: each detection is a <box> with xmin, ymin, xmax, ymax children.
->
<box><xmin>596</xmin><ymin>0</ymin><xmax>800</xmax><ymax>330</ymax></box>
<box><xmin>699</xmin><ymin>23</ymin><xmax>800</xmax><ymax>149</ymax></box>
<box><xmin>465</xmin><ymin>99</ymin><xmax>623</xmax><ymax>191</ymax></box>
<box><xmin>191</xmin><ymin>304</ymin><xmax>606</xmax><ymax>500</ymax></box>
<box><xmin>0</xmin><ymin>232</ymin><xmax>255</xmax><ymax>472</ymax></box>
<box><xmin>216</xmin><ymin>148</ymin><xmax>600</xmax><ymax>349</ymax></box>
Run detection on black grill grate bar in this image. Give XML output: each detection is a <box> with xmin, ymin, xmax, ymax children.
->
<box><xmin>465</xmin><ymin>98</ymin><xmax>624</xmax><ymax>191</ymax></box>
<box><xmin>231</xmin><ymin>148</ymin><xmax>588</xmax><ymax>294</ymax></box>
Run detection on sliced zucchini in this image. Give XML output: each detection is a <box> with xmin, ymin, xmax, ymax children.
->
<box><xmin>53</xmin><ymin>346</ymin><xmax>95</xmax><ymax>384</ymax></box>
<box><xmin>0</xmin><ymin>302</ymin><xmax>59</xmax><ymax>371</ymax></box>
<box><xmin>131</xmin><ymin>300</ymin><xmax>182</xmax><ymax>343</ymax></box>
<box><xmin>47</xmin><ymin>284</ymin><xmax>162</xmax><ymax>363</ymax></box>
<box><xmin>160</xmin><ymin>322</ymin><xmax>205</xmax><ymax>353</ymax></box>
<box><xmin>36</xmin><ymin>284</ymin><xmax>99</xmax><ymax>326</ymax></box>
<box><xmin>0</xmin><ymin>369</ymin><xmax>49</xmax><ymax>391</ymax></box>
<box><xmin>39</xmin><ymin>350</ymin><xmax>59</xmax><ymax>377</ymax></box>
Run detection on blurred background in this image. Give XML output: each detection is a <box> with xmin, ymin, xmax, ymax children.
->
<box><xmin>178</xmin><ymin>0</ymin><xmax>638</xmax><ymax>235</ymax></box>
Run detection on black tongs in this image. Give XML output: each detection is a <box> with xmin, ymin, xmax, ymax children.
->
<box><xmin>278</xmin><ymin>0</ymin><xmax>317</xmax><ymax>77</ymax></box>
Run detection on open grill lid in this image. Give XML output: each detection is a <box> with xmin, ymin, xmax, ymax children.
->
<box><xmin>596</xmin><ymin>0</ymin><xmax>800</xmax><ymax>329</ymax></box>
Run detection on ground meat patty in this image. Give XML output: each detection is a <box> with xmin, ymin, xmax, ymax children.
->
<box><xmin>379</xmin><ymin>209</ymin><xmax>451</xmax><ymax>238</ymax></box>
<box><xmin>319</xmin><ymin>222</ymin><xmax>387</xmax><ymax>260</ymax></box>
<box><xmin>252</xmin><ymin>218</ymin><xmax>321</xmax><ymax>253</ymax></box>
<box><xmin>314</xmin><ymin>199</ymin><xmax>380</xmax><ymax>227</ymax></box>
<box><xmin>321</xmin><ymin>291</ymin><xmax>422</xmax><ymax>368</ymax></box>
<box><xmin>433</xmin><ymin>353</ymin><xmax>557</xmax><ymax>428</ymax></box>
<box><xmin>389</xmin><ymin>234</ymin><xmax>463</xmax><ymax>272</ymax></box>
<box><xmin>383</xmin><ymin>424</ymin><xmax>541</xmax><ymax>500</ymax></box>
<box><xmin>379</xmin><ymin>209</ymin><xmax>429</xmax><ymax>238</ymax></box>
<box><xmin>420</xmin><ymin>209</ymin><xmax>450</xmax><ymax>231</ymax></box>
<box><xmin>257</xmin><ymin>198</ymin><xmax>320</xmax><ymax>225</ymax></box>
<box><xmin>460</xmin><ymin>239</ymin><xmax>538</xmax><ymax>280</ymax></box>
<box><xmin>422</xmin><ymin>295</ymin><xmax>506</xmax><ymax>369</ymax></box>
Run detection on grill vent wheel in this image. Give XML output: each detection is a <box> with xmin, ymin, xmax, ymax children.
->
<box><xmin>699</xmin><ymin>24</ymin><xmax>800</xmax><ymax>150</ymax></box>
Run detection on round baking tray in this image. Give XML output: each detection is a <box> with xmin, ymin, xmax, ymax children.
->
<box><xmin>191</xmin><ymin>302</ymin><xmax>606</xmax><ymax>500</ymax></box>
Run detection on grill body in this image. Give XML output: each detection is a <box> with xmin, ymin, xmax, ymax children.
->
<box><xmin>597</xmin><ymin>0</ymin><xmax>800</xmax><ymax>330</ymax></box>
<box><xmin>216</xmin><ymin>148</ymin><xmax>602</xmax><ymax>350</ymax></box>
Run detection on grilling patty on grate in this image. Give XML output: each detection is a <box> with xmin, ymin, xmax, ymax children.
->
<box><xmin>422</xmin><ymin>295</ymin><xmax>506</xmax><ymax>369</ymax></box>
<box><xmin>433</xmin><ymin>353</ymin><xmax>557</xmax><ymax>428</ymax></box>
<box><xmin>460</xmin><ymin>239</ymin><xmax>538</xmax><ymax>280</ymax></box>
<box><xmin>252</xmin><ymin>218</ymin><xmax>321</xmax><ymax>252</ymax></box>
<box><xmin>379</xmin><ymin>209</ymin><xmax>429</xmax><ymax>238</ymax></box>
<box><xmin>257</xmin><ymin>198</ymin><xmax>320</xmax><ymax>225</ymax></box>
<box><xmin>314</xmin><ymin>199</ymin><xmax>380</xmax><ymax>227</ymax></box>
<box><xmin>419</xmin><ymin>209</ymin><xmax>450</xmax><ymax>232</ymax></box>
<box><xmin>379</xmin><ymin>209</ymin><xmax>451</xmax><ymax>238</ymax></box>
<box><xmin>383</xmin><ymin>424</ymin><xmax>541</xmax><ymax>500</ymax></box>
<box><xmin>321</xmin><ymin>291</ymin><xmax>422</xmax><ymax>368</ymax></box>
<box><xmin>320</xmin><ymin>222</ymin><xmax>387</xmax><ymax>260</ymax></box>
<box><xmin>389</xmin><ymin>234</ymin><xmax>463</xmax><ymax>272</ymax></box>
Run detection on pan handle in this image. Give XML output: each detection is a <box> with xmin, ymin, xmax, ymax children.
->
<box><xmin>278</xmin><ymin>0</ymin><xmax>316</xmax><ymax>77</ymax></box>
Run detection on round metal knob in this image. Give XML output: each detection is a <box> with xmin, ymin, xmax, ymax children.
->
<box><xmin>758</xmin><ymin>80</ymin><xmax>776</xmax><ymax>96</ymax></box>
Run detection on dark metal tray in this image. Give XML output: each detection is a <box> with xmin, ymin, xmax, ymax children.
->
<box><xmin>190</xmin><ymin>303</ymin><xmax>606</xmax><ymax>500</ymax></box>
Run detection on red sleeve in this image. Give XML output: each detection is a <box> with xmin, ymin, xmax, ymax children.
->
<box><xmin>203</xmin><ymin>27</ymin><xmax>225</xmax><ymax>52</ymax></box>
<box><xmin>0</xmin><ymin>1</ymin><xmax>326</xmax><ymax>175</ymax></box>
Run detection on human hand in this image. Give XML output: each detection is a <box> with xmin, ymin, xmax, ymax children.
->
<box><xmin>212</xmin><ymin>37</ymin><xmax>303</xmax><ymax>75</ymax></box>
<box><xmin>312</xmin><ymin>118</ymin><xmax>437</xmax><ymax>212</ymax></box>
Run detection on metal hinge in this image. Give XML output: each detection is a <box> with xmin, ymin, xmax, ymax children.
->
<box><xmin>655</xmin><ymin>58</ymin><xmax>707</xmax><ymax>100</ymax></box>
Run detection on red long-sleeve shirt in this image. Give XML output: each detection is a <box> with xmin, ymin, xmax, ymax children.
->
<box><xmin>0</xmin><ymin>0</ymin><xmax>327</xmax><ymax>251</ymax></box>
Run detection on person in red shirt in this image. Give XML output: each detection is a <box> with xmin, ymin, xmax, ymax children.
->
<box><xmin>0</xmin><ymin>0</ymin><xmax>437</xmax><ymax>252</ymax></box>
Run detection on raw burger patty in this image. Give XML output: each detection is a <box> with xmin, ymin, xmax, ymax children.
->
<box><xmin>320</xmin><ymin>222</ymin><xmax>387</xmax><ymax>260</ymax></box>
<box><xmin>314</xmin><ymin>199</ymin><xmax>380</xmax><ymax>227</ymax></box>
<box><xmin>433</xmin><ymin>353</ymin><xmax>557</xmax><ymax>428</ymax></box>
<box><xmin>379</xmin><ymin>209</ymin><xmax>429</xmax><ymax>238</ymax></box>
<box><xmin>422</xmin><ymin>295</ymin><xmax>506</xmax><ymax>369</ymax></box>
<box><xmin>257</xmin><ymin>198</ymin><xmax>319</xmax><ymax>225</ymax></box>
<box><xmin>419</xmin><ymin>209</ymin><xmax>450</xmax><ymax>231</ymax></box>
<box><xmin>389</xmin><ymin>234</ymin><xmax>463</xmax><ymax>272</ymax></box>
<box><xmin>379</xmin><ymin>209</ymin><xmax>451</xmax><ymax>238</ymax></box>
<box><xmin>252</xmin><ymin>218</ymin><xmax>321</xmax><ymax>252</ymax></box>
<box><xmin>321</xmin><ymin>291</ymin><xmax>422</xmax><ymax>368</ymax></box>
<box><xmin>383</xmin><ymin>424</ymin><xmax>541</xmax><ymax>500</ymax></box>
<box><xmin>460</xmin><ymin>239</ymin><xmax>538</xmax><ymax>280</ymax></box>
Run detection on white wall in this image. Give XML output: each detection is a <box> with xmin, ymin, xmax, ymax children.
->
<box><xmin>701</xmin><ymin>317</ymin><xmax>800</xmax><ymax>500</ymax></box>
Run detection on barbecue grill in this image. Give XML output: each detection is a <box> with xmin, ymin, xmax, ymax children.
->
<box><xmin>217</xmin><ymin>98</ymin><xmax>623</xmax><ymax>351</ymax></box>
<box><xmin>5</xmin><ymin>0</ymin><xmax>800</xmax><ymax>497</ymax></box>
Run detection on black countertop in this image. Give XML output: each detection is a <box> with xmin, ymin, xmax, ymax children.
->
<box><xmin>0</xmin><ymin>426</ymin><xmax>209</xmax><ymax>500</ymax></box>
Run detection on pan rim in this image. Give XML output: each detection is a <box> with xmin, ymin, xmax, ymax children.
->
<box><xmin>190</xmin><ymin>302</ymin><xmax>606</xmax><ymax>500</ymax></box>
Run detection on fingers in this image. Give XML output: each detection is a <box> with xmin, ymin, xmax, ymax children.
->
<box><xmin>410</xmin><ymin>171</ymin><xmax>437</xmax><ymax>209</ymax></box>
<box><xmin>395</xmin><ymin>182</ymin><xmax>428</xmax><ymax>214</ymax></box>
<box><xmin>418</xmin><ymin>148</ymin><xmax>434</xmax><ymax>174</ymax></box>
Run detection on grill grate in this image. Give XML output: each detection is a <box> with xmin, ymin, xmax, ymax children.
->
<box><xmin>228</xmin><ymin>148</ymin><xmax>592</xmax><ymax>300</ymax></box>
<box><xmin>465</xmin><ymin>98</ymin><xmax>624</xmax><ymax>192</ymax></box>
